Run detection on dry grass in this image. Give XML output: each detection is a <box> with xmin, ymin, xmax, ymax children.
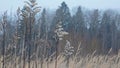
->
<box><xmin>0</xmin><ymin>52</ymin><xmax>120</xmax><ymax>68</ymax></box>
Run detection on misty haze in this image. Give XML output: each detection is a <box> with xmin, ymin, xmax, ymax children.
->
<box><xmin>0</xmin><ymin>0</ymin><xmax>120</xmax><ymax>68</ymax></box>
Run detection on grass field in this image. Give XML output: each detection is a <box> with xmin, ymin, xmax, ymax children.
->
<box><xmin>0</xmin><ymin>52</ymin><xmax>120</xmax><ymax>68</ymax></box>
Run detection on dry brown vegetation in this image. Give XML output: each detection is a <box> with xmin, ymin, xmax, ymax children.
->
<box><xmin>0</xmin><ymin>51</ymin><xmax>120</xmax><ymax>68</ymax></box>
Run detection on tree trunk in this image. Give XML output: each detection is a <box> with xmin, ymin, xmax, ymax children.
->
<box><xmin>2</xmin><ymin>25</ymin><xmax>5</xmax><ymax>68</ymax></box>
<box><xmin>66</xmin><ymin>57</ymin><xmax>69</xmax><ymax>68</ymax></box>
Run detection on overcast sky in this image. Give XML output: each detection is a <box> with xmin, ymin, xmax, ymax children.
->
<box><xmin>0</xmin><ymin>0</ymin><xmax>120</xmax><ymax>13</ymax></box>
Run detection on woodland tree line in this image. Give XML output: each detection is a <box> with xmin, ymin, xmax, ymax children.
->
<box><xmin>0</xmin><ymin>0</ymin><xmax>120</xmax><ymax>67</ymax></box>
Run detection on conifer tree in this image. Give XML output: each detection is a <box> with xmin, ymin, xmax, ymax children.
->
<box><xmin>51</xmin><ymin>2</ymin><xmax>71</xmax><ymax>32</ymax></box>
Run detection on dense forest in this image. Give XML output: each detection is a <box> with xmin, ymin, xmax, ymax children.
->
<box><xmin>0</xmin><ymin>0</ymin><xmax>120</xmax><ymax>68</ymax></box>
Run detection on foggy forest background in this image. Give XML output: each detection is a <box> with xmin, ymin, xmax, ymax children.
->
<box><xmin>0</xmin><ymin>0</ymin><xmax>120</xmax><ymax>68</ymax></box>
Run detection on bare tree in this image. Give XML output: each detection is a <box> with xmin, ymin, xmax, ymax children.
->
<box><xmin>64</xmin><ymin>40</ymin><xmax>74</xmax><ymax>68</ymax></box>
<box><xmin>17</xmin><ymin>0</ymin><xmax>40</xmax><ymax>68</ymax></box>
<box><xmin>54</xmin><ymin>21</ymin><xmax>68</xmax><ymax>68</ymax></box>
<box><xmin>0</xmin><ymin>11</ymin><xmax>7</xmax><ymax>68</ymax></box>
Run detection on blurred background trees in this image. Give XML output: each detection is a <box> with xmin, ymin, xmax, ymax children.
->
<box><xmin>0</xmin><ymin>1</ymin><xmax>120</xmax><ymax>65</ymax></box>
